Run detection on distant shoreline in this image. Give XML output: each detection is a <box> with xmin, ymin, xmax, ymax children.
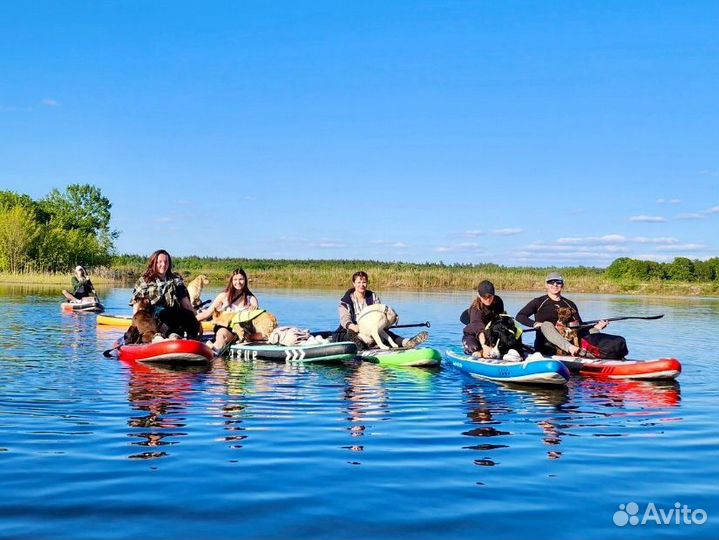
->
<box><xmin>2</xmin><ymin>267</ymin><xmax>717</xmax><ymax>297</ymax></box>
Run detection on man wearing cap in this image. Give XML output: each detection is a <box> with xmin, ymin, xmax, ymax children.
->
<box><xmin>515</xmin><ymin>272</ymin><xmax>608</xmax><ymax>356</ymax></box>
<box><xmin>462</xmin><ymin>279</ymin><xmax>506</xmax><ymax>357</ymax></box>
<box><xmin>62</xmin><ymin>265</ymin><xmax>97</xmax><ymax>302</ymax></box>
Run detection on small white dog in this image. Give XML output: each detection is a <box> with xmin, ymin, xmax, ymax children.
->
<box><xmin>357</xmin><ymin>304</ymin><xmax>400</xmax><ymax>349</ymax></box>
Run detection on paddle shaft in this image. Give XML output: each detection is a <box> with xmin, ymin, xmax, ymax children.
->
<box><xmin>521</xmin><ymin>314</ymin><xmax>664</xmax><ymax>333</ymax></box>
<box><xmin>312</xmin><ymin>321</ymin><xmax>430</xmax><ymax>339</ymax></box>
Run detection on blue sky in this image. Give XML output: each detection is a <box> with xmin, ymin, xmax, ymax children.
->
<box><xmin>1</xmin><ymin>1</ymin><xmax>717</xmax><ymax>266</ymax></box>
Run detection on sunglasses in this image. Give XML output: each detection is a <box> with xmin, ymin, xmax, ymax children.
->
<box><xmin>547</xmin><ymin>280</ymin><xmax>564</xmax><ymax>286</ymax></box>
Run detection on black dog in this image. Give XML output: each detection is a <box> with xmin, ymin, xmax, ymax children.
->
<box><xmin>483</xmin><ymin>314</ymin><xmax>525</xmax><ymax>356</ymax></box>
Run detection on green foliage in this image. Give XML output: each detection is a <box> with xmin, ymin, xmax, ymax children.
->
<box><xmin>40</xmin><ymin>184</ymin><xmax>117</xmax><ymax>239</ymax></box>
<box><xmin>667</xmin><ymin>257</ymin><xmax>696</xmax><ymax>281</ymax></box>
<box><xmin>0</xmin><ymin>184</ymin><xmax>116</xmax><ymax>272</ymax></box>
<box><xmin>607</xmin><ymin>256</ymin><xmax>717</xmax><ymax>282</ymax></box>
<box><xmin>0</xmin><ymin>205</ymin><xmax>40</xmax><ymax>272</ymax></box>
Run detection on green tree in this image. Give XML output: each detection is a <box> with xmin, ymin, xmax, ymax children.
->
<box><xmin>40</xmin><ymin>184</ymin><xmax>118</xmax><ymax>240</ymax></box>
<box><xmin>0</xmin><ymin>205</ymin><xmax>40</xmax><ymax>272</ymax></box>
<box><xmin>667</xmin><ymin>257</ymin><xmax>696</xmax><ymax>281</ymax></box>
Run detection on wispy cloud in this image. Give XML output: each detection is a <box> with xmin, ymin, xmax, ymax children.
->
<box><xmin>435</xmin><ymin>242</ymin><xmax>484</xmax><ymax>253</ymax></box>
<box><xmin>654</xmin><ymin>243</ymin><xmax>705</xmax><ymax>252</ymax></box>
<box><xmin>154</xmin><ymin>217</ymin><xmax>173</xmax><ymax>224</ymax></box>
<box><xmin>309</xmin><ymin>241</ymin><xmax>347</xmax><ymax>249</ymax></box>
<box><xmin>628</xmin><ymin>215</ymin><xmax>667</xmax><ymax>223</ymax></box>
<box><xmin>372</xmin><ymin>240</ymin><xmax>408</xmax><ymax>248</ymax></box>
<box><xmin>462</xmin><ymin>230</ymin><xmax>484</xmax><ymax>237</ymax></box>
<box><xmin>41</xmin><ymin>98</ymin><xmax>60</xmax><ymax>107</ymax></box>
<box><xmin>656</xmin><ymin>198</ymin><xmax>681</xmax><ymax>204</ymax></box>
<box><xmin>675</xmin><ymin>205</ymin><xmax>719</xmax><ymax>220</ymax></box>
<box><xmin>698</xmin><ymin>170</ymin><xmax>719</xmax><ymax>177</ymax></box>
<box><xmin>491</xmin><ymin>228</ymin><xmax>523</xmax><ymax>236</ymax></box>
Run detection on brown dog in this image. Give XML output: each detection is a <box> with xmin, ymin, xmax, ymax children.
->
<box><xmin>186</xmin><ymin>274</ymin><xmax>210</xmax><ymax>308</ymax></box>
<box><xmin>229</xmin><ymin>310</ymin><xmax>278</xmax><ymax>343</ymax></box>
<box><xmin>130</xmin><ymin>298</ymin><xmax>162</xmax><ymax>343</ymax></box>
<box><xmin>555</xmin><ymin>306</ymin><xmax>581</xmax><ymax>351</ymax></box>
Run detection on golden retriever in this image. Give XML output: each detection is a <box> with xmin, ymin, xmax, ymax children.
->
<box><xmin>186</xmin><ymin>274</ymin><xmax>210</xmax><ymax>308</ymax></box>
<box><xmin>229</xmin><ymin>310</ymin><xmax>279</xmax><ymax>343</ymax></box>
<box><xmin>357</xmin><ymin>304</ymin><xmax>399</xmax><ymax>349</ymax></box>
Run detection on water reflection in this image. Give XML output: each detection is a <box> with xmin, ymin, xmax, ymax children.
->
<box><xmin>342</xmin><ymin>362</ymin><xmax>390</xmax><ymax>449</ymax></box>
<box><xmin>459</xmin><ymin>376</ymin><xmax>682</xmax><ymax>470</ymax></box>
<box><xmin>123</xmin><ymin>359</ymin><xmax>208</xmax><ymax>460</ymax></box>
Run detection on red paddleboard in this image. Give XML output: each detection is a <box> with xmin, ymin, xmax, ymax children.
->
<box><xmin>118</xmin><ymin>339</ymin><xmax>213</xmax><ymax>364</ymax></box>
<box><xmin>556</xmin><ymin>356</ymin><xmax>681</xmax><ymax>380</ymax></box>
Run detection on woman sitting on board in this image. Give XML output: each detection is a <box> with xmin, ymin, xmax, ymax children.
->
<box><xmin>334</xmin><ymin>271</ymin><xmax>428</xmax><ymax>350</ymax></box>
<box><xmin>130</xmin><ymin>249</ymin><xmax>201</xmax><ymax>340</ymax></box>
<box><xmin>62</xmin><ymin>265</ymin><xmax>97</xmax><ymax>302</ymax></box>
<box><xmin>515</xmin><ymin>272</ymin><xmax>619</xmax><ymax>358</ymax></box>
<box><xmin>462</xmin><ymin>280</ymin><xmax>507</xmax><ymax>358</ymax></box>
<box><xmin>197</xmin><ymin>268</ymin><xmax>259</xmax><ymax>353</ymax></box>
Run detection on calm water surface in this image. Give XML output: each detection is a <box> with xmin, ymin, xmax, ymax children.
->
<box><xmin>0</xmin><ymin>286</ymin><xmax>717</xmax><ymax>539</ymax></box>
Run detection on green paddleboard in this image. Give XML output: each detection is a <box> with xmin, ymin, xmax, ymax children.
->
<box><xmin>358</xmin><ymin>347</ymin><xmax>441</xmax><ymax>367</ymax></box>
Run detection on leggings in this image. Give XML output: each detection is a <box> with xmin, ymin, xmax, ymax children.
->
<box><xmin>155</xmin><ymin>306</ymin><xmax>201</xmax><ymax>339</ymax></box>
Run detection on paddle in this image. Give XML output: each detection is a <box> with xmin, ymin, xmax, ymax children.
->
<box><xmin>102</xmin><ymin>343</ymin><xmax>121</xmax><ymax>357</ymax></box>
<box><xmin>312</xmin><ymin>321</ymin><xmax>431</xmax><ymax>339</ymax></box>
<box><xmin>520</xmin><ymin>314</ymin><xmax>665</xmax><ymax>333</ymax></box>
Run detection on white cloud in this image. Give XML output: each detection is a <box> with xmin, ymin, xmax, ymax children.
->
<box><xmin>675</xmin><ymin>206</ymin><xmax>719</xmax><ymax>220</ymax></box>
<box><xmin>310</xmin><ymin>242</ymin><xmax>347</xmax><ymax>249</ymax></box>
<box><xmin>632</xmin><ymin>236</ymin><xmax>678</xmax><ymax>245</ymax></box>
<box><xmin>657</xmin><ymin>198</ymin><xmax>681</xmax><ymax>204</ymax></box>
<box><xmin>629</xmin><ymin>215</ymin><xmax>667</xmax><ymax>223</ymax></box>
<box><xmin>371</xmin><ymin>240</ymin><xmax>408</xmax><ymax>248</ymax></box>
<box><xmin>154</xmin><ymin>217</ymin><xmax>173</xmax><ymax>223</ymax></box>
<box><xmin>435</xmin><ymin>242</ymin><xmax>485</xmax><ymax>253</ymax></box>
<box><xmin>491</xmin><ymin>228</ymin><xmax>523</xmax><ymax>236</ymax></box>
<box><xmin>556</xmin><ymin>234</ymin><xmax>626</xmax><ymax>245</ymax></box>
<box><xmin>41</xmin><ymin>98</ymin><xmax>60</xmax><ymax>107</ymax></box>
<box><xmin>698</xmin><ymin>170</ymin><xmax>719</xmax><ymax>177</ymax></box>
<box><xmin>654</xmin><ymin>243</ymin><xmax>705</xmax><ymax>252</ymax></box>
<box><xmin>634</xmin><ymin>253</ymin><xmax>675</xmax><ymax>262</ymax></box>
<box><xmin>463</xmin><ymin>230</ymin><xmax>484</xmax><ymax>237</ymax></box>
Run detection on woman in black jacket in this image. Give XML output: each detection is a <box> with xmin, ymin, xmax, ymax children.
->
<box><xmin>462</xmin><ymin>280</ymin><xmax>506</xmax><ymax>357</ymax></box>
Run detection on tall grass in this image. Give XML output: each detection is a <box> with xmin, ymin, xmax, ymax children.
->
<box><xmin>2</xmin><ymin>259</ymin><xmax>717</xmax><ymax>296</ymax></box>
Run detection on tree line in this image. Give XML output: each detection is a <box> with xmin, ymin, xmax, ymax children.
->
<box><xmin>0</xmin><ymin>184</ymin><xmax>117</xmax><ymax>272</ymax></box>
<box><xmin>1</xmin><ymin>184</ymin><xmax>717</xmax><ymax>284</ymax></box>
<box><xmin>605</xmin><ymin>256</ymin><xmax>719</xmax><ymax>282</ymax></box>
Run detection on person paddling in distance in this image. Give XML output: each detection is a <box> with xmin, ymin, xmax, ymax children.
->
<box><xmin>62</xmin><ymin>265</ymin><xmax>97</xmax><ymax>302</ymax></box>
<box><xmin>130</xmin><ymin>249</ymin><xmax>201</xmax><ymax>340</ymax></box>
<box><xmin>335</xmin><ymin>271</ymin><xmax>429</xmax><ymax>350</ymax></box>
<box><xmin>196</xmin><ymin>268</ymin><xmax>259</xmax><ymax>353</ymax></box>
<box><xmin>515</xmin><ymin>272</ymin><xmax>608</xmax><ymax>357</ymax></box>
<box><xmin>462</xmin><ymin>280</ymin><xmax>506</xmax><ymax>358</ymax></box>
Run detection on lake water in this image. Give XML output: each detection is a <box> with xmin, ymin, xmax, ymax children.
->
<box><xmin>0</xmin><ymin>286</ymin><xmax>717</xmax><ymax>539</ymax></box>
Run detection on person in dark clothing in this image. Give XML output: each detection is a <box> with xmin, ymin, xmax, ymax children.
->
<box><xmin>334</xmin><ymin>271</ymin><xmax>428</xmax><ymax>350</ymax></box>
<box><xmin>515</xmin><ymin>272</ymin><xmax>608</xmax><ymax>356</ymax></box>
<box><xmin>462</xmin><ymin>280</ymin><xmax>506</xmax><ymax>357</ymax></box>
<box><xmin>62</xmin><ymin>265</ymin><xmax>97</xmax><ymax>302</ymax></box>
<box><xmin>129</xmin><ymin>249</ymin><xmax>201</xmax><ymax>341</ymax></box>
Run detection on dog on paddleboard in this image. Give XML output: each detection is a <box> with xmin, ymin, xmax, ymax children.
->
<box><xmin>186</xmin><ymin>274</ymin><xmax>210</xmax><ymax>308</ymax></box>
<box><xmin>357</xmin><ymin>304</ymin><xmax>400</xmax><ymax>350</ymax></box>
<box><xmin>127</xmin><ymin>298</ymin><xmax>163</xmax><ymax>344</ymax></box>
<box><xmin>555</xmin><ymin>306</ymin><xmax>581</xmax><ymax>353</ymax></box>
<box><xmin>229</xmin><ymin>309</ymin><xmax>279</xmax><ymax>343</ymax></box>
